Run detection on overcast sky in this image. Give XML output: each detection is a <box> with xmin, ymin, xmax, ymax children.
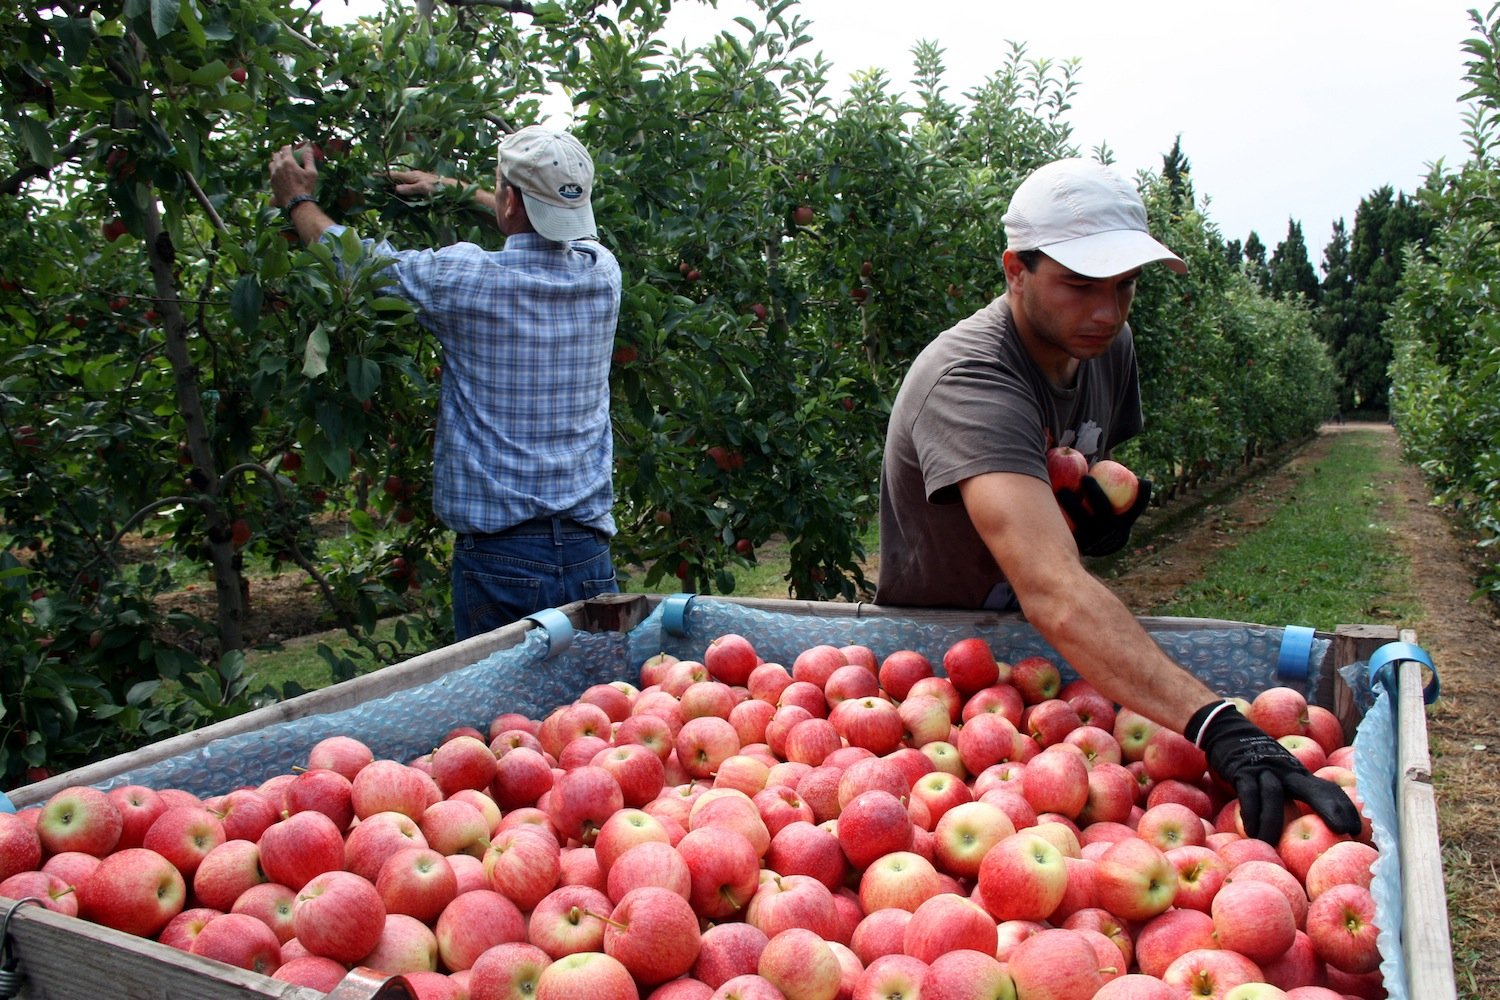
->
<box><xmin>656</xmin><ymin>1</ymin><xmax>1477</xmax><ymax>262</ymax></box>
<box><xmin>323</xmin><ymin>0</ymin><xmax>1478</xmax><ymax>265</ymax></box>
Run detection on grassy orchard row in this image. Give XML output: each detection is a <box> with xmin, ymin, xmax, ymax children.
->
<box><xmin>0</xmin><ymin>633</ymin><xmax>1383</xmax><ymax>1000</ymax></box>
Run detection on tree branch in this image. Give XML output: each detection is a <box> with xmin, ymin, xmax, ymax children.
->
<box><xmin>0</xmin><ymin>125</ymin><xmax>110</xmax><ymax>197</ymax></box>
<box><xmin>443</xmin><ymin>0</ymin><xmax>536</xmax><ymax>13</ymax></box>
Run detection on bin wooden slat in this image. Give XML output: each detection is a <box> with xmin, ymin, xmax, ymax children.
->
<box><xmin>1395</xmin><ymin>628</ymin><xmax>1457</xmax><ymax>1000</ymax></box>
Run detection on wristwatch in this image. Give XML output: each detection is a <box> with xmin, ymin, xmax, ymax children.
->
<box><xmin>283</xmin><ymin>194</ymin><xmax>318</xmax><ymax>217</ymax></box>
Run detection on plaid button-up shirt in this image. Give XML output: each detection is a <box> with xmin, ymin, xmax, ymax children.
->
<box><xmin>335</xmin><ymin>227</ymin><xmax>621</xmax><ymax>536</ymax></box>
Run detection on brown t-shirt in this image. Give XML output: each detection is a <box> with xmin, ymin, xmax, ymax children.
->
<box><xmin>876</xmin><ymin>295</ymin><xmax>1142</xmax><ymax>609</ymax></box>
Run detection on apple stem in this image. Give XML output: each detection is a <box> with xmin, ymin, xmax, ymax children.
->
<box><xmin>583</xmin><ymin>908</ymin><xmax>627</xmax><ymax>931</ymax></box>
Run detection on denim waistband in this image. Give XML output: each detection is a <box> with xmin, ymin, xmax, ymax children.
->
<box><xmin>460</xmin><ymin>515</ymin><xmax>595</xmax><ymax>540</ymax></box>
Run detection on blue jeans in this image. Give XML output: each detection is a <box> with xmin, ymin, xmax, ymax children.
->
<box><xmin>451</xmin><ymin>517</ymin><xmax>619</xmax><ymax>640</ymax></box>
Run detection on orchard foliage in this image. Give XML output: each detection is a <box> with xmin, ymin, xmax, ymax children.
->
<box><xmin>2</xmin><ymin>0</ymin><xmax>1333</xmax><ymax>784</ymax></box>
<box><xmin>1388</xmin><ymin>4</ymin><xmax>1500</xmax><ymax>600</ymax></box>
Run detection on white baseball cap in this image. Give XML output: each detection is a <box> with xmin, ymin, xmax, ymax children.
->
<box><xmin>1002</xmin><ymin>158</ymin><xmax>1187</xmax><ymax>277</ymax></box>
<box><xmin>499</xmin><ymin>126</ymin><xmax>598</xmax><ymax>242</ymax></box>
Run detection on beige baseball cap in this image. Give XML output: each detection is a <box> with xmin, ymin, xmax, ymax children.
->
<box><xmin>1002</xmin><ymin>158</ymin><xmax>1187</xmax><ymax>278</ymax></box>
<box><xmin>499</xmin><ymin>126</ymin><xmax>597</xmax><ymax>242</ymax></box>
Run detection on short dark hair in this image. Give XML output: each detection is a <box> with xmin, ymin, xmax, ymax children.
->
<box><xmin>1015</xmin><ymin>249</ymin><xmax>1046</xmax><ymax>272</ymax></box>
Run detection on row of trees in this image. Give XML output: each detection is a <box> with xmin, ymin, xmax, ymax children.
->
<box><xmin>1388</xmin><ymin>4</ymin><xmax>1500</xmax><ymax>603</ymax></box>
<box><xmin>2</xmin><ymin>0</ymin><xmax>1339</xmax><ymax>784</ymax></box>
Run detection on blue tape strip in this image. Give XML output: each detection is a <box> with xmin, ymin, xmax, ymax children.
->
<box><xmin>1276</xmin><ymin>624</ymin><xmax>1316</xmax><ymax>680</ymax></box>
<box><xmin>523</xmin><ymin>607</ymin><xmax>574</xmax><ymax>660</ymax></box>
<box><xmin>1367</xmin><ymin>640</ymin><xmax>1439</xmax><ymax>704</ymax></box>
<box><xmin>0</xmin><ymin>791</ymin><xmax>14</xmax><ymax>814</ymax></box>
<box><xmin>662</xmin><ymin>593</ymin><xmax>696</xmax><ymax>637</ymax></box>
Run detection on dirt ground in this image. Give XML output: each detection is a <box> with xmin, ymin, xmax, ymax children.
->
<box><xmin>1104</xmin><ymin>424</ymin><xmax>1499</xmax><ymax>996</ymax></box>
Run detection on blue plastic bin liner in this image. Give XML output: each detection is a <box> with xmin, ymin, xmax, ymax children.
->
<box><xmin>87</xmin><ymin>597</ymin><xmax>1403</xmax><ymax>995</ymax></box>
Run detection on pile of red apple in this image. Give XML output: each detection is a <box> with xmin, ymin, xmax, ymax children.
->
<box><xmin>0</xmin><ymin>634</ymin><xmax>1384</xmax><ymax>1000</ymax></box>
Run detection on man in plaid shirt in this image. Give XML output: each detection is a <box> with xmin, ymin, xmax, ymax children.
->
<box><xmin>270</xmin><ymin>126</ymin><xmax>621</xmax><ymax>639</ymax></box>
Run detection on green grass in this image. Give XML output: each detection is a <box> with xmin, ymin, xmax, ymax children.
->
<box><xmin>244</xmin><ymin>618</ymin><xmax>405</xmax><ymax>693</ymax></box>
<box><xmin>1146</xmin><ymin>428</ymin><xmax>1418</xmax><ymax>631</ymax></box>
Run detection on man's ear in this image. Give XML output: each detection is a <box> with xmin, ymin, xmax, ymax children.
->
<box><xmin>1001</xmin><ymin>249</ymin><xmax>1026</xmax><ymax>289</ymax></box>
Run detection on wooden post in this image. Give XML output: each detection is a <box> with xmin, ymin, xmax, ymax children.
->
<box><xmin>1326</xmin><ymin>623</ymin><xmax>1398</xmax><ymax>743</ymax></box>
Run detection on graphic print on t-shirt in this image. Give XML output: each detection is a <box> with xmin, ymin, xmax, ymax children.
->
<box><xmin>1057</xmin><ymin>420</ymin><xmax>1106</xmax><ymax>463</ymax></box>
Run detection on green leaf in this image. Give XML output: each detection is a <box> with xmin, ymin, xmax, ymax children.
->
<box><xmin>55</xmin><ymin>18</ymin><xmax>95</xmax><ymax>65</ymax></box>
<box><xmin>231</xmin><ymin>276</ymin><xmax>262</xmax><ymax>336</ymax></box>
<box><xmin>190</xmin><ymin>60</ymin><xmax>231</xmax><ymax>87</ymax></box>
<box><xmin>151</xmin><ymin>0</ymin><xmax>180</xmax><ymax>37</ymax></box>
<box><xmin>303</xmin><ymin>326</ymin><xmax>330</xmax><ymax>378</ymax></box>
<box><xmin>348</xmin><ymin>356</ymin><xmax>381</xmax><ymax>401</ymax></box>
<box><xmin>126</xmin><ymin>680</ymin><xmax>160</xmax><ymax>705</ymax></box>
<box><xmin>14</xmin><ymin>117</ymin><xmax>54</xmax><ymax>170</ymax></box>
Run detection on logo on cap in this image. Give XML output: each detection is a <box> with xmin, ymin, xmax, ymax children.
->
<box><xmin>558</xmin><ymin>183</ymin><xmax>584</xmax><ymax>201</ymax></box>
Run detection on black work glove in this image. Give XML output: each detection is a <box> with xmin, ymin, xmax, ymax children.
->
<box><xmin>1056</xmin><ymin>476</ymin><xmax>1152</xmax><ymax>556</ymax></box>
<box><xmin>1187</xmin><ymin>701</ymin><xmax>1363</xmax><ymax>843</ymax></box>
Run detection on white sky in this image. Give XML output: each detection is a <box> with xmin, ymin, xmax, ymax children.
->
<box><xmin>657</xmin><ymin>0</ymin><xmax>1477</xmax><ymax>261</ymax></box>
<box><xmin>323</xmin><ymin>0</ymin><xmax>1479</xmax><ymax>264</ymax></box>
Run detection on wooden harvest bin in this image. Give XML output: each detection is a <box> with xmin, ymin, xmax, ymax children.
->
<box><xmin>0</xmin><ymin>595</ymin><xmax>1454</xmax><ymax>1000</ymax></box>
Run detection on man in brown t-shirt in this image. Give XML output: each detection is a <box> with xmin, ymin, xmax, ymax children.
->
<box><xmin>877</xmin><ymin>158</ymin><xmax>1359</xmax><ymax>843</ymax></box>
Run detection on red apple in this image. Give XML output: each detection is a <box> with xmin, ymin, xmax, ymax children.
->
<box><xmin>434</xmin><ymin>888</ymin><xmax>526</xmax><ymax>972</ymax></box>
<box><xmin>107</xmin><ymin>785</ymin><xmax>169</xmax><ymax>851</ymax></box>
<box><xmin>343</xmin><ymin>809</ymin><xmax>428</xmax><ymax>882</ymax></box>
<box><xmin>677</xmin><ymin>825</ymin><xmax>761</xmax><ymax>920</ymax></box>
<box><xmin>757</xmin><ymin>926</ymin><xmax>842</xmax><ymax>1000</ymax></box>
<box><xmin>692</xmin><ymin>923</ymin><xmax>769</xmax><ymax>989</ymax></box>
<box><xmin>1088</xmin><ymin>460</ymin><xmax>1139</xmax><ymax>514</ymax></box>
<box><xmin>1303</xmin><ymin>839</ymin><xmax>1378</xmax><ymax>899</ymax></box>
<box><xmin>745</xmin><ymin>871</ymin><xmax>840</xmax><ymax>941</ymax></box>
<box><xmin>606</xmin><ymin>840</ymin><xmax>692</xmax><ymax>904</ymax></box>
<box><xmin>878</xmin><ymin>650</ymin><xmax>934</xmax><ymax>700</ymax></box>
<box><xmin>1046</xmin><ymin>446</ymin><xmax>1089</xmax><ymax>493</ymax></box>
<box><xmin>837</xmin><ymin>790</ymin><xmax>913</xmax><ymax>869</ymax></box>
<box><xmin>1093</xmin><ymin>836</ymin><xmax>1178</xmax><ymax>921</ymax></box>
<box><xmin>1134</xmin><ymin>907</ymin><xmax>1219</xmax><ymax>978</ymax></box>
<box><xmin>421</xmin><ymin>798</ymin><xmax>492</xmax><ymax>858</ymax></box>
<box><xmin>902</xmin><ymin>891</ymin><xmax>996</xmax><ymax>963</ymax></box>
<box><xmin>1305</xmin><ymin>882</ymin><xmax>1381</xmax><ymax>974</ymax></box>
<box><xmin>534</xmin><ymin>950</ymin><xmax>637</xmax><ymax>1000</ymax></box>
<box><xmin>1006</xmin><ymin>928</ymin><xmax>1109</xmax><ymax>1000</ymax></box>
<box><xmin>0</xmin><ymin>870</ymin><xmax>78</xmax><ymax>916</ymax></box>
<box><xmin>1211</xmin><ymin>877</ymin><xmax>1297</xmax><ymax>964</ymax></box>
<box><xmin>292</xmin><ymin>869</ymin><xmax>385</xmax><ymax>964</ymax></box>
<box><xmin>375</xmin><ymin>846</ymin><xmax>459</xmax><ymax>924</ymax></box>
<box><xmin>1020</xmin><ymin>746</ymin><xmax>1090</xmax><ymax>819</ymax></box>
<box><xmin>37</xmin><ymin>785</ymin><xmax>123</xmax><ymax>857</ymax></box>
<box><xmin>469</xmin><ymin>941</ymin><xmax>554</xmax><ymax>1000</ymax></box>
<box><xmin>1010</xmin><ymin>656</ymin><xmax>1062</xmax><ymax>704</ymax></box>
<box><xmin>307</xmin><ymin>734</ymin><xmax>375</xmax><ymax>779</ymax></box>
<box><xmin>603</xmin><ymin>885</ymin><xmax>703</xmax><ymax>984</ymax></box>
<box><xmin>77</xmin><ymin>847</ymin><xmax>186</xmax><ymax>937</ymax></box>
<box><xmin>0</xmin><ymin>813</ymin><xmax>43</xmax><ymax>882</ymax></box>
<box><xmin>942</xmin><ymin>638</ymin><xmax>1000</xmax><ymax>695</ymax></box>
<box><xmin>706</xmin><ymin>633</ymin><xmax>761</xmax><ymax>686</ymax></box>
<box><xmin>485</xmin><ymin>825</ymin><xmax>563</xmax><ymax>911</ymax></box>
<box><xmin>548</xmin><ymin>765</ymin><xmax>625</xmax><ymax>845</ymax></box>
<box><xmin>259</xmin><ymin>808</ymin><xmax>346</xmax><ymax>890</ymax></box>
<box><xmin>1161</xmin><ymin>948</ymin><xmax>1265</xmax><ymax>999</ymax></box>
<box><xmin>921</xmin><ymin>947</ymin><xmax>1012</xmax><ymax>1000</ymax></box>
<box><xmin>791</xmin><ymin>644</ymin><xmax>848</xmax><ymax>688</ymax></box>
<box><xmin>1248</xmin><ymin>686</ymin><xmax>1310</xmax><ymax>740</ymax></box>
<box><xmin>231</xmin><ymin>881</ymin><xmax>297</xmax><ymax>943</ymax></box>
<box><xmin>142</xmin><ymin>805</ymin><xmax>226</xmax><ymax>879</ymax></box>
<box><xmin>351</xmin><ymin>759</ymin><xmax>442</xmax><ymax>821</ymax></box>
<box><xmin>528</xmin><ymin>884</ymin><xmax>611</xmax><ymax>957</ymax></box>
<box><xmin>977</xmin><ymin>831</ymin><xmax>1068</xmax><ymax>922</ymax></box>
<box><xmin>185</xmin><ymin>910</ymin><xmax>282</xmax><ymax>975</ymax></box>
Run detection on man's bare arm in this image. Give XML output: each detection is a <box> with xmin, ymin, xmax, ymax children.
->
<box><xmin>959</xmin><ymin>470</ymin><xmax>1219</xmax><ymax>732</ymax></box>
